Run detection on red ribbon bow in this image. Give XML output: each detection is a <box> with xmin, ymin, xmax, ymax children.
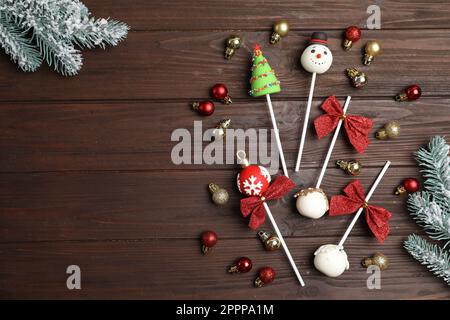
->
<box><xmin>329</xmin><ymin>180</ymin><xmax>392</xmax><ymax>243</ymax></box>
<box><xmin>240</xmin><ymin>175</ymin><xmax>295</xmax><ymax>230</ymax></box>
<box><xmin>314</xmin><ymin>96</ymin><xmax>373</xmax><ymax>153</ymax></box>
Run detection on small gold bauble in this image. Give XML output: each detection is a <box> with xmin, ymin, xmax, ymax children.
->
<box><xmin>363</xmin><ymin>40</ymin><xmax>381</xmax><ymax>65</ymax></box>
<box><xmin>225</xmin><ymin>35</ymin><xmax>241</xmax><ymax>60</ymax></box>
<box><xmin>270</xmin><ymin>20</ymin><xmax>289</xmax><ymax>44</ymax></box>
<box><xmin>385</xmin><ymin>121</ymin><xmax>400</xmax><ymax>138</ymax></box>
<box><xmin>257</xmin><ymin>230</ymin><xmax>281</xmax><ymax>251</ymax></box>
<box><xmin>208</xmin><ymin>183</ymin><xmax>229</xmax><ymax>205</ymax></box>
<box><xmin>346</xmin><ymin>68</ymin><xmax>368</xmax><ymax>88</ymax></box>
<box><xmin>336</xmin><ymin>159</ymin><xmax>362</xmax><ymax>176</ymax></box>
<box><xmin>362</xmin><ymin>252</ymin><xmax>389</xmax><ymax>270</ymax></box>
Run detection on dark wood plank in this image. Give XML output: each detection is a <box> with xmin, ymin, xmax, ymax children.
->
<box><xmin>84</xmin><ymin>0</ymin><xmax>450</xmax><ymax>30</ymax></box>
<box><xmin>1</xmin><ymin>30</ymin><xmax>450</xmax><ymax>101</ymax></box>
<box><xmin>0</xmin><ymin>99</ymin><xmax>447</xmax><ymax>172</ymax></box>
<box><xmin>1</xmin><ymin>236</ymin><xmax>448</xmax><ymax>299</ymax></box>
<box><xmin>0</xmin><ymin>167</ymin><xmax>426</xmax><ymax>242</ymax></box>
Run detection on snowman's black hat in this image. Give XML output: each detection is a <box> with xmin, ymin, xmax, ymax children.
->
<box><xmin>309</xmin><ymin>32</ymin><xmax>328</xmax><ymax>47</ymax></box>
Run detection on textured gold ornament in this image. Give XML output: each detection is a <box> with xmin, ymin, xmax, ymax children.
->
<box><xmin>376</xmin><ymin>121</ymin><xmax>400</xmax><ymax>140</ymax></box>
<box><xmin>254</xmin><ymin>277</ymin><xmax>264</xmax><ymax>288</ymax></box>
<box><xmin>270</xmin><ymin>20</ymin><xmax>289</xmax><ymax>44</ymax></box>
<box><xmin>258</xmin><ymin>230</ymin><xmax>281</xmax><ymax>251</ymax></box>
<box><xmin>346</xmin><ymin>68</ymin><xmax>368</xmax><ymax>88</ymax></box>
<box><xmin>363</xmin><ymin>40</ymin><xmax>381</xmax><ymax>65</ymax></box>
<box><xmin>362</xmin><ymin>252</ymin><xmax>389</xmax><ymax>270</ymax></box>
<box><xmin>211</xmin><ymin>119</ymin><xmax>231</xmax><ymax>141</ymax></box>
<box><xmin>336</xmin><ymin>159</ymin><xmax>362</xmax><ymax>176</ymax></box>
<box><xmin>225</xmin><ymin>35</ymin><xmax>241</xmax><ymax>60</ymax></box>
<box><xmin>208</xmin><ymin>183</ymin><xmax>229</xmax><ymax>205</ymax></box>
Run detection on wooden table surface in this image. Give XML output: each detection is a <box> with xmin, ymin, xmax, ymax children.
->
<box><xmin>0</xmin><ymin>0</ymin><xmax>449</xmax><ymax>299</ymax></box>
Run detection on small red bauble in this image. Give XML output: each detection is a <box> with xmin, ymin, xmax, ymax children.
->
<box><xmin>343</xmin><ymin>26</ymin><xmax>361</xmax><ymax>50</ymax></box>
<box><xmin>254</xmin><ymin>267</ymin><xmax>275</xmax><ymax>287</ymax></box>
<box><xmin>345</xmin><ymin>26</ymin><xmax>362</xmax><ymax>42</ymax></box>
<box><xmin>228</xmin><ymin>257</ymin><xmax>253</xmax><ymax>273</ymax></box>
<box><xmin>211</xmin><ymin>83</ymin><xmax>232</xmax><ymax>104</ymax></box>
<box><xmin>405</xmin><ymin>85</ymin><xmax>422</xmax><ymax>101</ymax></box>
<box><xmin>201</xmin><ymin>230</ymin><xmax>218</xmax><ymax>254</ymax></box>
<box><xmin>395</xmin><ymin>178</ymin><xmax>420</xmax><ymax>195</ymax></box>
<box><xmin>237</xmin><ymin>165</ymin><xmax>271</xmax><ymax>196</ymax></box>
<box><xmin>192</xmin><ymin>100</ymin><xmax>215</xmax><ymax>116</ymax></box>
<box><xmin>395</xmin><ymin>84</ymin><xmax>421</xmax><ymax>102</ymax></box>
<box><xmin>403</xmin><ymin>178</ymin><xmax>420</xmax><ymax>193</ymax></box>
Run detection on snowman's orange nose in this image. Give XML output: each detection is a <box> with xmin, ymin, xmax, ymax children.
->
<box><xmin>316</xmin><ymin>53</ymin><xmax>322</xmax><ymax>59</ymax></box>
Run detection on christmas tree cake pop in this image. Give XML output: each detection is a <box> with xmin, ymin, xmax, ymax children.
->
<box><xmin>249</xmin><ymin>44</ymin><xmax>281</xmax><ymax>97</ymax></box>
<box><xmin>249</xmin><ymin>44</ymin><xmax>288</xmax><ymax>177</ymax></box>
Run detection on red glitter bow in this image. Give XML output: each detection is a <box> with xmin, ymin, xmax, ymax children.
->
<box><xmin>329</xmin><ymin>180</ymin><xmax>392</xmax><ymax>243</ymax></box>
<box><xmin>314</xmin><ymin>96</ymin><xmax>373</xmax><ymax>153</ymax></box>
<box><xmin>240</xmin><ymin>175</ymin><xmax>295</xmax><ymax>229</ymax></box>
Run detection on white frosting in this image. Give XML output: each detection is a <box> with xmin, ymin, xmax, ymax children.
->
<box><xmin>295</xmin><ymin>189</ymin><xmax>329</xmax><ymax>219</ymax></box>
<box><xmin>300</xmin><ymin>44</ymin><xmax>333</xmax><ymax>74</ymax></box>
<box><xmin>314</xmin><ymin>244</ymin><xmax>349</xmax><ymax>277</ymax></box>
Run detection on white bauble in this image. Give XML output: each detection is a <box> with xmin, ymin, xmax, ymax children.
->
<box><xmin>314</xmin><ymin>244</ymin><xmax>349</xmax><ymax>277</ymax></box>
<box><xmin>300</xmin><ymin>44</ymin><xmax>333</xmax><ymax>74</ymax></box>
<box><xmin>294</xmin><ymin>188</ymin><xmax>329</xmax><ymax>219</ymax></box>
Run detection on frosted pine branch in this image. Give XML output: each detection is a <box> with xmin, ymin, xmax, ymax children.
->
<box><xmin>71</xmin><ymin>18</ymin><xmax>129</xmax><ymax>49</ymax></box>
<box><xmin>408</xmin><ymin>192</ymin><xmax>450</xmax><ymax>248</ymax></box>
<box><xmin>0</xmin><ymin>12</ymin><xmax>41</xmax><ymax>72</ymax></box>
<box><xmin>415</xmin><ymin>136</ymin><xmax>450</xmax><ymax>204</ymax></box>
<box><xmin>0</xmin><ymin>0</ymin><xmax>128</xmax><ymax>75</ymax></box>
<box><xmin>404</xmin><ymin>234</ymin><xmax>450</xmax><ymax>285</ymax></box>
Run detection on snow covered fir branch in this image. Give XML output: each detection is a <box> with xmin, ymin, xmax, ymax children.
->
<box><xmin>0</xmin><ymin>0</ymin><xmax>129</xmax><ymax>75</ymax></box>
<box><xmin>404</xmin><ymin>136</ymin><xmax>450</xmax><ymax>285</ymax></box>
<box><xmin>404</xmin><ymin>234</ymin><xmax>450</xmax><ymax>285</ymax></box>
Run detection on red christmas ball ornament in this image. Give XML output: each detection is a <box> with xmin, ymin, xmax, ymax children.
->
<box><xmin>236</xmin><ymin>151</ymin><xmax>271</xmax><ymax>196</ymax></box>
<box><xmin>211</xmin><ymin>83</ymin><xmax>232</xmax><ymax>104</ymax></box>
<box><xmin>201</xmin><ymin>230</ymin><xmax>218</xmax><ymax>254</ymax></box>
<box><xmin>254</xmin><ymin>267</ymin><xmax>275</xmax><ymax>287</ymax></box>
<box><xmin>192</xmin><ymin>100</ymin><xmax>215</xmax><ymax>116</ymax></box>
<box><xmin>395</xmin><ymin>178</ymin><xmax>420</xmax><ymax>195</ymax></box>
<box><xmin>228</xmin><ymin>257</ymin><xmax>253</xmax><ymax>274</ymax></box>
<box><xmin>395</xmin><ymin>84</ymin><xmax>421</xmax><ymax>102</ymax></box>
<box><xmin>343</xmin><ymin>26</ymin><xmax>361</xmax><ymax>50</ymax></box>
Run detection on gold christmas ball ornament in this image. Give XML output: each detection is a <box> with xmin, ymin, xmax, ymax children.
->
<box><xmin>363</xmin><ymin>40</ymin><xmax>381</xmax><ymax>65</ymax></box>
<box><xmin>346</xmin><ymin>68</ymin><xmax>368</xmax><ymax>88</ymax></box>
<box><xmin>376</xmin><ymin>121</ymin><xmax>400</xmax><ymax>140</ymax></box>
<box><xmin>224</xmin><ymin>35</ymin><xmax>241</xmax><ymax>60</ymax></box>
<box><xmin>336</xmin><ymin>159</ymin><xmax>362</xmax><ymax>176</ymax></box>
<box><xmin>362</xmin><ymin>252</ymin><xmax>389</xmax><ymax>270</ymax></box>
<box><xmin>208</xmin><ymin>183</ymin><xmax>229</xmax><ymax>205</ymax></box>
<box><xmin>257</xmin><ymin>230</ymin><xmax>281</xmax><ymax>251</ymax></box>
<box><xmin>211</xmin><ymin>119</ymin><xmax>231</xmax><ymax>141</ymax></box>
<box><xmin>270</xmin><ymin>20</ymin><xmax>289</xmax><ymax>44</ymax></box>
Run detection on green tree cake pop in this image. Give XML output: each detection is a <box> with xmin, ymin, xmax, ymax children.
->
<box><xmin>249</xmin><ymin>44</ymin><xmax>288</xmax><ymax>177</ymax></box>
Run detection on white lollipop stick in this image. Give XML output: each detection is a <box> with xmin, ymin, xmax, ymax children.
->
<box><xmin>315</xmin><ymin>96</ymin><xmax>351</xmax><ymax>188</ymax></box>
<box><xmin>263</xmin><ymin>202</ymin><xmax>305</xmax><ymax>286</ymax></box>
<box><xmin>338</xmin><ymin>161</ymin><xmax>391</xmax><ymax>247</ymax></box>
<box><xmin>266</xmin><ymin>94</ymin><xmax>289</xmax><ymax>178</ymax></box>
<box><xmin>294</xmin><ymin>72</ymin><xmax>316</xmax><ymax>172</ymax></box>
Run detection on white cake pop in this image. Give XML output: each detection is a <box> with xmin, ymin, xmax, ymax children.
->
<box><xmin>314</xmin><ymin>244</ymin><xmax>349</xmax><ymax>277</ymax></box>
<box><xmin>300</xmin><ymin>32</ymin><xmax>333</xmax><ymax>74</ymax></box>
<box><xmin>294</xmin><ymin>187</ymin><xmax>329</xmax><ymax>219</ymax></box>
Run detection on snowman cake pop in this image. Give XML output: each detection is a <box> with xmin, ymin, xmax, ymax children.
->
<box><xmin>295</xmin><ymin>32</ymin><xmax>333</xmax><ymax>172</ymax></box>
<box><xmin>300</xmin><ymin>32</ymin><xmax>333</xmax><ymax>74</ymax></box>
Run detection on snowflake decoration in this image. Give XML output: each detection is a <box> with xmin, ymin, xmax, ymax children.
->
<box><xmin>243</xmin><ymin>175</ymin><xmax>264</xmax><ymax>196</ymax></box>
